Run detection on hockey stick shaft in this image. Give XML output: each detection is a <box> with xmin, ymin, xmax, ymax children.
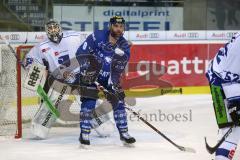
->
<box><xmin>36</xmin><ymin>85</ymin><xmax>60</xmax><ymax>118</ymax></box>
<box><xmin>125</xmin><ymin>106</ymin><xmax>188</xmax><ymax>150</ymax></box>
<box><xmin>125</xmin><ymin>105</ymin><xmax>195</xmax><ymax>152</ymax></box>
<box><xmin>94</xmin><ymin>82</ymin><xmax>196</xmax><ymax>153</ymax></box>
<box><xmin>205</xmin><ymin>126</ymin><xmax>233</xmax><ymax>154</ymax></box>
<box><xmin>4</xmin><ymin>38</ymin><xmax>29</xmax><ymax>68</ymax></box>
<box><xmin>37</xmin><ymin>84</ymin><xmax>81</xmax><ymax>125</ymax></box>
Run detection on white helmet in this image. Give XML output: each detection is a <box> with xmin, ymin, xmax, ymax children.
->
<box><xmin>45</xmin><ymin>19</ymin><xmax>63</xmax><ymax>43</ymax></box>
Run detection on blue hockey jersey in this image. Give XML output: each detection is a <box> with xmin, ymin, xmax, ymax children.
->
<box><xmin>76</xmin><ymin>29</ymin><xmax>130</xmax><ymax>87</ymax></box>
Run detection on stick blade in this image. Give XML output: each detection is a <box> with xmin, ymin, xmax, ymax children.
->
<box><xmin>179</xmin><ymin>146</ymin><xmax>196</xmax><ymax>153</ymax></box>
<box><xmin>204</xmin><ymin>137</ymin><xmax>216</xmax><ymax>154</ymax></box>
<box><xmin>183</xmin><ymin>147</ymin><xmax>196</xmax><ymax>153</ymax></box>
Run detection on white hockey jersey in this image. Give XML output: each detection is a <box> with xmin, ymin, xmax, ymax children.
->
<box><xmin>210</xmin><ymin>32</ymin><xmax>240</xmax><ymax>82</ymax></box>
<box><xmin>24</xmin><ymin>31</ymin><xmax>86</xmax><ymax>81</ymax></box>
<box><xmin>208</xmin><ymin>32</ymin><xmax>240</xmax><ymax>99</ymax></box>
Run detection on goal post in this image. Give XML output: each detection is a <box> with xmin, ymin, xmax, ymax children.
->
<box><xmin>15</xmin><ymin>46</ymin><xmax>34</xmax><ymax>138</ymax></box>
<box><xmin>0</xmin><ymin>44</ymin><xmax>34</xmax><ymax>138</ymax></box>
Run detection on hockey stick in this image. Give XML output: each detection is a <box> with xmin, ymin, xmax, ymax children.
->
<box><xmin>36</xmin><ymin>84</ymin><xmax>81</xmax><ymax>125</ymax></box>
<box><xmin>125</xmin><ymin>106</ymin><xmax>196</xmax><ymax>153</ymax></box>
<box><xmin>36</xmin><ymin>85</ymin><xmax>60</xmax><ymax>118</ymax></box>
<box><xmin>3</xmin><ymin>35</ymin><xmax>30</xmax><ymax>67</ymax></box>
<box><xmin>94</xmin><ymin>82</ymin><xmax>196</xmax><ymax>153</ymax></box>
<box><xmin>204</xmin><ymin>126</ymin><xmax>234</xmax><ymax>154</ymax></box>
<box><xmin>4</xmin><ymin>39</ymin><xmax>25</xmax><ymax>67</ymax></box>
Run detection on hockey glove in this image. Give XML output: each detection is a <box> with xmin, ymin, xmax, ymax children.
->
<box><xmin>78</xmin><ymin>54</ymin><xmax>102</xmax><ymax>85</ymax></box>
<box><xmin>228</xmin><ymin>99</ymin><xmax>240</xmax><ymax>126</ymax></box>
<box><xmin>111</xmin><ymin>83</ymin><xmax>125</xmax><ymax>101</ymax></box>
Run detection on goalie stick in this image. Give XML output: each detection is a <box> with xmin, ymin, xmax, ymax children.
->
<box><xmin>204</xmin><ymin>126</ymin><xmax>234</xmax><ymax>154</ymax></box>
<box><xmin>94</xmin><ymin>82</ymin><xmax>196</xmax><ymax>153</ymax></box>
<box><xmin>3</xmin><ymin>38</ymin><xmax>30</xmax><ymax>67</ymax></box>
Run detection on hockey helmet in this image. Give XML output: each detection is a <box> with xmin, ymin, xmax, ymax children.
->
<box><xmin>45</xmin><ymin>19</ymin><xmax>63</xmax><ymax>44</ymax></box>
<box><xmin>109</xmin><ymin>16</ymin><xmax>125</xmax><ymax>39</ymax></box>
<box><xmin>110</xmin><ymin>16</ymin><xmax>125</xmax><ymax>25</ymax></box>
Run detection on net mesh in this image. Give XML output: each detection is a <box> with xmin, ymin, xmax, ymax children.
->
<box><xmin>0</xmin><ymin>44</ymin><xmax>18</xmax><ymax>136</ymax></box>
<box><xmin>0</xmin><ymin>45</ymin><xmax>39</xmax><ymax>137</ymax></box>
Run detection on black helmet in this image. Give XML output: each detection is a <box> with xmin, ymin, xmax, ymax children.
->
<box><xmin>110</xmin><ymin>16</ymin><xmax>125</xmax><ymax>25</ymax></box>
<box><xmin>45</xmin><ymin>19</ymin><xmax>63</xmax><ymax>43</ymax></box>
<box><xmin>109</xmin><ymin>16</ymin><xmax>125</xmax><ymax>40</ymax></box>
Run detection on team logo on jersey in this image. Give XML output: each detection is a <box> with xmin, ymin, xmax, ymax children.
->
<box><xmin>105</xmin><ymin>56</ymin><xmax>112</xmax><ymax>64</ymax></box>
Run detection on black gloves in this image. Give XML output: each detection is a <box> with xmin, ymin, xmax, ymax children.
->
<box><xmin>228</xmin><ymin>100</ymin><xmax>240</xmax><ymax>125</ymax></box>
<box><xmin>77</xmin><ymin>54</ymin><xmax>102</xmax><ymax>85</ymax></box>
<box><xmin>111</xmin><ymin>83</ymin><xmax>125</xmax><ymax>101</ymax></box>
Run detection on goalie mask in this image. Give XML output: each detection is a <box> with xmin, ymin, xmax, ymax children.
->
<box><xmin>45</xmin><ymin>20</ymin><xmax>63</xmax><ymax>44</ymax></box>
<box><xmin>109</xmin><ymin>16</ymin><xmax>125</xmax><ymax>40</ymax></box>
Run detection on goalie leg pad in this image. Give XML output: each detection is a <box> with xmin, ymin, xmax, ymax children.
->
<box><xmin>31</xmin><ymin>81</ymin><xmax>70</xmax><ymax>139</ymax></box>
<box><xmin>31</xmin><ymin>103</ymin><xmax>56</xmax><ymax>139</ymax></box>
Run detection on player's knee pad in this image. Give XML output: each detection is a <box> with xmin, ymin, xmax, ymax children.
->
<box><xmin>80</xmin><ymin>97</ymin><xmax>96</xmax><ymax>111</ymax></box>
<box><xmin>115</xmin><ymin>101</ymin><xmax>125</xmax><ymax>110</ymax></box>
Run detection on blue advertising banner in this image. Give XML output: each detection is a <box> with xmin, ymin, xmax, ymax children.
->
<box><xmin>53</xmin><ymin>6</ymin><xmax>183</xmax><ymax>31</ymax></box>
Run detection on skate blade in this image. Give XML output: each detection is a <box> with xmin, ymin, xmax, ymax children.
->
<box><xmin>30</xmin><ymin>136</ymin><xmax>45</xmax><ymax>140</ymax></box>
<box><xmin>122</xmin><ymin>142</ymin><xmax>135</xmax><ymax>148</ymax></box>
<box><xmin>79</xmin><ymin>144</ymin><xmax>91</xmax><ymax>150</ymax></box>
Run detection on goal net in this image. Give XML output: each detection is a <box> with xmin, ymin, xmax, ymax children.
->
<box><xmin>0</xmin><ymin>45</ymin><xmax>39</xmax><ymax>138</ymax></box>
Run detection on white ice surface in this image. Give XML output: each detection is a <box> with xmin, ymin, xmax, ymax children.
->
<box><xmin>0</xmin><ymin>95</ymin><xmax>218</xmax><ymax>160</ymax></box>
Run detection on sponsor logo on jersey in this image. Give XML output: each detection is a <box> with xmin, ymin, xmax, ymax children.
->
<box><xmin>41</xmin><ymin>47</ymin><xmax>50</xmax><ymax>53</ymax></box>
<box><xmin>54</xmin><ymin>51</ymin><xmax>59</xmax><ymax>56</ymax></box>
<box><xmin>228</xmin><ymin>148</ymin><xmax>235</xmax><ymax>159</ymax></box>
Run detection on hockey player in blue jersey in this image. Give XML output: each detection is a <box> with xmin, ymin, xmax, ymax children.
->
<box><xmin>76</xmin><ymin>16</ymin><xmax>136</xmax><ymax>146</ymax></box>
